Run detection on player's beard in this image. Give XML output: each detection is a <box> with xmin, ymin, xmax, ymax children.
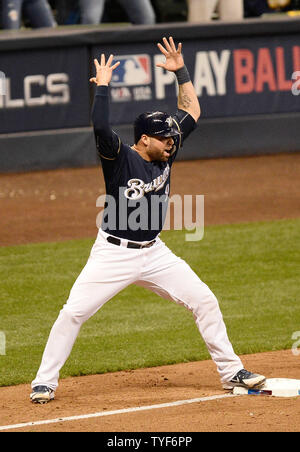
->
<box><xmin>148</xmin><ymin>139</ymin><xmax>173</xmax><ymax>162</ymax></box>
<box><xmin>148</xmin><ymin>148</ymin><xmax>170</xmax><ymax>162</ymax></box>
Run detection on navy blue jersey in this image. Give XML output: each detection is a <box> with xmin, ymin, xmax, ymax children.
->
<box><xmin>92</xmin><ymin>85</ymin><xmax>196</xmax><ymax>241</ymax></box>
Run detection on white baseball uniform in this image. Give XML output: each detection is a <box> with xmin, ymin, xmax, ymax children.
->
<box><xmin>31</xmin><ymin>85</ymin><xmax>243</xmax><ymax>391</ymax></box>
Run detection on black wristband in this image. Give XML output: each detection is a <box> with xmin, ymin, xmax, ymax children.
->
<box><xmin>175</xmin><ymin>65</ymin><xmax>191</xmax><ymax>85</ymax></box>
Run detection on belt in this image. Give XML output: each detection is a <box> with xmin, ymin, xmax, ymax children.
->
<box><xmin>106</xmin><ymin>235</ymin><xmax>156</xmax><ymax>249</ymax></box>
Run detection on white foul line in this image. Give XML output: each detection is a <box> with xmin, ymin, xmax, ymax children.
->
<box><xmin>0</xmin><ymin>393</ymin><xmax>238</xmax><ymax>431</ymax></box>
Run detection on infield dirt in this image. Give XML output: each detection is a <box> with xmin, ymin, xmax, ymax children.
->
<box><xmin>0</xmin><ymin>153</ymin><xmax>300</xmax><ymax>432</ymax></box>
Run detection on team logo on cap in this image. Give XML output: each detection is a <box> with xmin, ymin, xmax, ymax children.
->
<box><xmin>165</xmin><ymin>116</ymin><xmax>173</xmax><ymax>128</ymax></box>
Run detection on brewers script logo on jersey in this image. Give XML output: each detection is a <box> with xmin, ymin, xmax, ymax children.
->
<box><xmin>124</xmin><ymin>165</ymin><xmax>170</xmax><ymax>200</ymax></box>
<box><xmin>110</xmin><ymin>55</ymin><xmax>152</xmax><ymax>102</ymax></box>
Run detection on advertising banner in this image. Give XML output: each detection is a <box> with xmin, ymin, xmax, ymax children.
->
<box><xmin>0</xmin><ymin>46</ymin><xmax>90</xmax><ymax>134</ymax></box>
<box><xmin>0</xmin><ymin>28</ymin><xmax>299</xmax><ymax>137</ymax></box>
<box><xmin>91</xmin><ymin>34</ymin><xmax>300</xmax><ymax>125</ymax></box>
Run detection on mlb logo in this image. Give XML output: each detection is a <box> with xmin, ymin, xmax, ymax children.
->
<box><xmin>0</xmin><ymin>71</ymin><xmax>6</xmax><ymax>95</ymax></box>
<box><xmin>111</xmin><ymin>55</ymin><xmax>151</xmax><ymax>87</ymax></box>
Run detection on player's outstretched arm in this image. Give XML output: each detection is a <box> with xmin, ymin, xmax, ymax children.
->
<box><xmin>90</xmin><ymin>54</ymin><xmax>121</xmax><ymax>159</ymax></box>
<box><xmin>156</xmin><ymin>37</ymin><xmax>201</xmax><ymax>122</ymax></box>
<box><xmin>90</xmin><ymin>53</ymin><xmax>119</xmax><ymax>134</ymax></box>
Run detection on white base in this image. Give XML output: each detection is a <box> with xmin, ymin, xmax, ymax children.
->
<box><xmin>233</xmin><ymin>378</ymin><xmax>300</xmax><ymax>397</ymax></box>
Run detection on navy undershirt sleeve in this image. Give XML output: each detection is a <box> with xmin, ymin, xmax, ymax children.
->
<box><xmin>167</xmin><ymin>109</ymin><xmax>197</xmax><ymax>164</ymax></box>
<box><xmin>175</xmin><ymin>109</ymin><xmax>197</xmax><ymax>143</ymax></box>
<box><xmin>92</xmin><ymin>85</ymin><xmax>120</xmax><ymax>159</ymax></box>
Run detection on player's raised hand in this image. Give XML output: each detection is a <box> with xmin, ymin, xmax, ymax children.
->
<box><xmin>156</xmin><ymin>37</ymin><xmax>184</xmax><ymax>72</ymax></box>
<box><xmin>90</xmin><ymin>54</ymin><xmax>120</xmax><ymax>86</ymax></box>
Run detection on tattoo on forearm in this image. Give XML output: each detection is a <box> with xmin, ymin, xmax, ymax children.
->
<box><xmin>179</xmin><ymin>91</ymin><xmax>192</xmax><ymax>109</ymax></box>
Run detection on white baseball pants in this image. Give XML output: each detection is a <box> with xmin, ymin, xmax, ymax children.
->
<box><xmin>32</xmin><ymin>229</ymin><xmax>243</xmax><ymax>390</ymax></box>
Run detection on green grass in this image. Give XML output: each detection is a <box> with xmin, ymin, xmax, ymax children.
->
<box><xmin>0</xmin><ymin>219</ymin><xmax>299</xmax><ymax>387</ymax></box>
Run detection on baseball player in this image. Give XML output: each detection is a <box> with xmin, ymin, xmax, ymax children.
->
<box><xmin>30</xmin><ymin>37</ymin><xmax>265</xmax><ymax>404</ymax></box>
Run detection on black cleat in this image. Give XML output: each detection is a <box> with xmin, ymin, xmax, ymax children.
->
<box><xmin>30</xmin><ymin>385</ymin><xmax>55</xmax><ymax>404</ymax></box>
<box><xmin>223</xmin><ymin>369</ymin><xmax>266</xmax><ymax>390</ymax></box>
